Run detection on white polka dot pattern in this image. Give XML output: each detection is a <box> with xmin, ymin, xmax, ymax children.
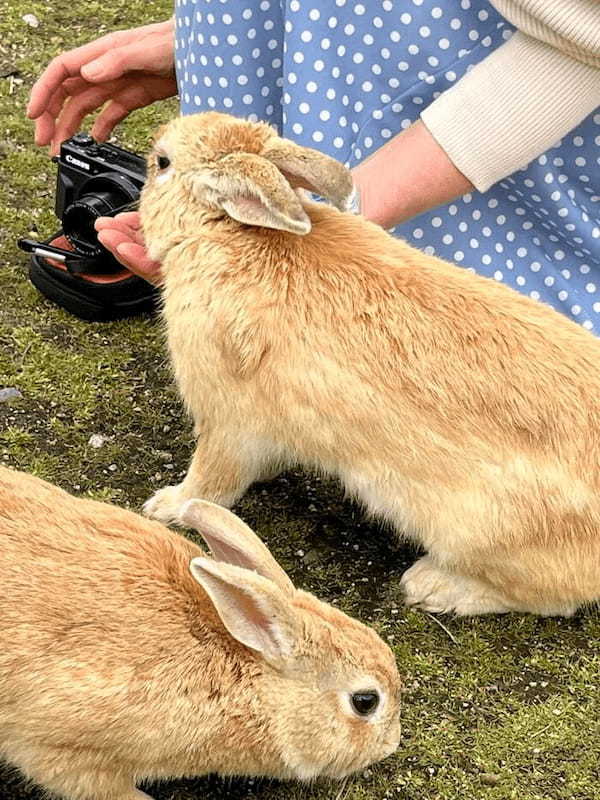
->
<box><xmin>175</xmin><ymin>0</ymin><xmax>600</xmax><ymax>331</ymax></box>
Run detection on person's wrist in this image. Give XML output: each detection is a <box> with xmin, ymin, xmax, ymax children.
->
<box><xmin>351</xmin><ymin>120</ymin><xmax>473</xmax><ymax>229</ymax></box>
<box><xmin>352</xmin><ymin>159</ymin><xmax>410</xmax><ymax>229</ymax></box>
<box><xmin>144</xmin><ymin>19</ymin><xmax>176</xmax><ymax>76</ymax></box>
<box><xmin>159</xmin><ymin>20</ymin><xmax>176</xmax><ymax>76</ymax></box>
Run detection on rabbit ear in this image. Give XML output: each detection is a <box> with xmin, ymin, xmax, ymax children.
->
<box><xmin>201</xmin><ymin>152</ymin><xmax>311</xmax><ymax>235</ymax></box>
<box><xmin>262</xmin><ymin>139</ymin><xmax>355</xmax><ymax>211</ymax></box>
<box><xmin>190</xmin><ymin>558</ymin><xmax>299</xmax><ymax>663</ymax></box>
<box><xmin>180</xmin><ymin>499</ymin><xmax>294</xmax><ymax>595</ymax></box>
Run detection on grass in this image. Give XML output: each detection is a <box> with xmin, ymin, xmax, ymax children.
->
<box><xmin>1</xmin><ymin>1</ymin><xmax>599</xmax><ymax>798</ymax></box>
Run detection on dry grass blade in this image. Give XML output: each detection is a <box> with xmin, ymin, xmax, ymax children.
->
<box><xmin>425</xmin><ymin>611</ymin><xmax>459</xmax><ymax>644</ymax></box>
<box><xmin>334</xmin><ymin>777</ymin><xmax>350</xmax><ymax>800</ymax></box>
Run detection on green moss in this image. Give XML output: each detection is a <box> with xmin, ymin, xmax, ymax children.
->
<box><xmin>1</xmin><ymin>2</ymin><xmax>599</xmax><ymax>799</ymax></box>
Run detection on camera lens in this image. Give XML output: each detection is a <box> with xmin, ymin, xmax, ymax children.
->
<box><xmin>63</xmin><ymin>189</ymin><xmax>128</xmax><ymax>257</ymax></box>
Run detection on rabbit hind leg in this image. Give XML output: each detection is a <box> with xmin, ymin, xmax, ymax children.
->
<box><xmin>402</xmin><ymin>550</ymin><xmax>584</xmax><ymax>617</ymax></box>
<box><xmin>400</xmin><ymin>555</ymin><xmax>515</xmax><ymax>616</ymax></box>
<box><xmin>475</xmin><ymin>544</ymin><xmax>589</xmax><ymax>618</ymax></box>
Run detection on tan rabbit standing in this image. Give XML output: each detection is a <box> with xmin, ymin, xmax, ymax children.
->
<box><xmin>0</xmin><ymin>466</ymin><xmax>400</xmax><ymax>800</ymax></box>
<box><xmin>140</xmin><ymin>111</ymin><xmax>600</xmax><ymax>618</ymax></box>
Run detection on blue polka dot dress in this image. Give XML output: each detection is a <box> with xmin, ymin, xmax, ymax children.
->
<box><xmin>174</xmin><ymin>0</ymin><xmax>600</xmax><ymax>332</ymax></box>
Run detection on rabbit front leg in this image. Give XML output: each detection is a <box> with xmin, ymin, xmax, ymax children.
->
<box><xmin>144</xmin><ymin>429</ymin><xmax>278</xmax><ymax>522</ymax></box>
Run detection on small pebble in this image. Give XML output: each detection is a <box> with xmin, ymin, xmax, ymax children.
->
<box><xmin>303</xmin><ymin>548</ymin><xmax>321</xmax><ymax>565</ymax></box>
<box><xmin>0</xmin><ymin>387</ymin><xmax>22</xmax><ymax>403</ymax></box>
<box><xmin>480</xmin><ymin>773</ymin><xmax>501</xmax><ymax>787</ymax></box>
<box><xmin>22</xmin><ymin>13</ymin><xmax>40</xmax><ymax>27</ymax></box>
<box><xmin>88</xmin><ymin>434</ymin><xmax>107</xmax><ymax>449</ymax></box>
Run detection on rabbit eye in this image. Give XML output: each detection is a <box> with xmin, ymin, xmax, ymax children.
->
<box><xmin>157</xmin><ymin>154</ymin><xmax>171</xmax><ymax>170</ymax></box>
<box><xmin>350</xmin><ymin>691</ymin><xmax>380</xmax><ymax>716</ymax></box>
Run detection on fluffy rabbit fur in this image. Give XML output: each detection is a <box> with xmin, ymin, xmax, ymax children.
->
<box><xmin>0</xmin><ymin>466</ymin><xmax>400</xmax><ymax>800</ymax></box>
<box><xmin>140</xmin><ymin>111</ymin><xmax>600</xmax><ymax>618</ymax></box>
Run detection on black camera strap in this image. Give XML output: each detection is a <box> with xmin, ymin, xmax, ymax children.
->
<box><xmin>17</xmin><ymin>238</ymin><xmax>97</xmax><ymax>274</ymax></box>
<box><xmin>17</xmin><ymin>199</ymin><xmax>140</xmax><ymax>275</ymax></box>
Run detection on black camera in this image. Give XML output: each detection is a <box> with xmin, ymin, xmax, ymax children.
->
<box><xmin>18</xmin><ymin>133</ymin><xmax>158</xmax><ymax>322</ymax></box>
<box><xmin>56</xmin><ymin>132</ymin><xmax>146</xmax><ymax>266</ymax></box>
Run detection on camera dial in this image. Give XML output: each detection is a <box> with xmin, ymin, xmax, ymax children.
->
<box><xmin>71</xmin><ymin>133</ymin><xmax>94</xmax><ymax>146</ymax></box>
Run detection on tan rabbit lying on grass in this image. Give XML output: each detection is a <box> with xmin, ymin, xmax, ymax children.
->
<box><xmin>0</xmin><ymin>466</ymin><xmax>400</xmax><ymax>800</ymax></box>
<box><xmin>140</xmin><ymin>111</ymin><xmax>600</xmax><ymax>618</ymax></box>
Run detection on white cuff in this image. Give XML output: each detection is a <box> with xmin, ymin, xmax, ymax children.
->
<box><xmin>421</xmin><ymin>31</ymin><xmax>600</xmax><ymax>192</ymax></box>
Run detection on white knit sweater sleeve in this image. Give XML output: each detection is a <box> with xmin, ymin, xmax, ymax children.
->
<box><xmin>420</xmin><ymin>0</ymin><xmax>600</xmax><ymax>193</ymax></box>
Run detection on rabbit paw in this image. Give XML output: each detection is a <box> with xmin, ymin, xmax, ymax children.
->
<box><xmin>401</xmin><ymin>556</ymin><xmax>511</xmax><ymax>616</ymax></box>
<box><xmin>143</xmin><ymin>483</ymin><xmax>187</xmax><ymax>524</ymax></box>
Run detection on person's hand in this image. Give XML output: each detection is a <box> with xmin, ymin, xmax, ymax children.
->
<box><xmin>27</xmin><ymin>19</ymin><xmax>177</xmax><ymax>154</ymax></box>
<box><xmin>95</xmin><ymin>212</ymin><xmax>162</xmax><ymax>286</ymax></box>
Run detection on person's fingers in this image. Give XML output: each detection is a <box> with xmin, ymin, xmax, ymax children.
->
<box><xmin>95</xmin><ymin>218</ymin><xmax>134</xmax><ymax>236</ymax></box>
<box><xmin>46</xmin><ymin>83</ymin><xmax>68</xmax><ymax>118</ymax></box>
<box><xmin>96</xmin><ymin>211</ymin><xmax>162</xmax><ymax>284</ymax></box>
<box><xmin>27</xmin><ymin>30</ymin><xmax>126</xmax><ymax>118</ymax></box>
<box><xmin>90</xmin><ymin>76</ymin><xmax>177</xmax><ymax>142</ymax></box>
<box><xmin>27</xmin><ymin>20</ymin><xmax>174</xmax><ymax>121</ymax></box>
<box><xmin>35</xmin><ymin>76</ymin><xmax>97</xmax><ymax>147</ymax></box>
<box><xmin>111</xmin><ymin>211</ymin><xmax>143</xmax><ymax>228</ymax></box>
<box><xmin>50</xmin><ymin>74</ymin><xmax>177</xmax><ymax>151</ymax></box>
<box><xmin>116</xmin><ymin>243</ymin><xmax>162</xmax><ymax>285</ymax></box>
<box><xmin>28</xmin><ymin>57</ymin><xmax>74</xmax><ymax>120</ymax></box>
<box><xmin>34</xmin><ymin>111</ymin><xmax>58</xmax><ymax>147</ymax></box>
<box><xmin>95</xmin><ymin>214</ymin><xmax>144</xmax><ymax>245</ymax></box>
<box><xmin>96</xmin><ymin>227</ymin><xmax>135</xmax><ymax>251</ymax></box>
<box><xmin>32</xmin><ymin>84</ymin><xmax>70</xmax><ymax>146</ymax></box>
<box><xmin>38</xmin><ymin>76</ymin><xmax>100</xmax><ymax>148</ymax></box>
<box><xmin>29</xmin><ymin>25</ymin><xmax>177</xmax><ymax>150</ymax></box>
<box><xmin>96</xmin><ymin>229</ymin><xmax>162</xmax><ymax>285</ymax></box>
<box><xmin>90</xmin><ymin>100</ymin><xmax>132</xmax><ymax>143</ymax></box>
<box><xmin>50</xmin><ymin>83</ymin><xmax>116</xmax><ymax>153</ymax></box>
